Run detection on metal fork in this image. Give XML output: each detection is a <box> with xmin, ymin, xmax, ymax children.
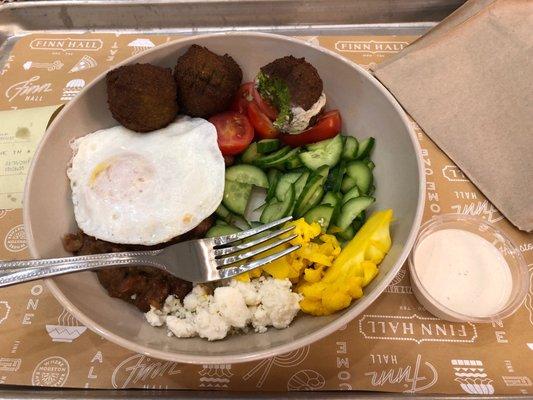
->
<box><xmin>0</xmin><ymin>217</ymin><xmax>299</xmax><ymax>288</ymax></box>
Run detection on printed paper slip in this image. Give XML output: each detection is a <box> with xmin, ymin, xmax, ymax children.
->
<box><xmin>0</xmin><ymin>105</ymin><xmax>61</xmax><ymax>209</ymax></box>
<box><xmin>0</xmin><ymin>33</ymin><xmax>531</xmax><ymax>395</ymax></box>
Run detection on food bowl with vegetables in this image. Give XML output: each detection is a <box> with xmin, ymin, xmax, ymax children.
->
<box><xmin>23</xmin><ymin>32</ymin><xmax>424</xmax><ymax>363</ymax></box>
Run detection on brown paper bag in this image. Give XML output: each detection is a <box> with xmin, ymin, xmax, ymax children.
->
<box><xmin>373</xmin><ymin>0</ymin><xmax>533</xmax><ymax>231</ymax></box>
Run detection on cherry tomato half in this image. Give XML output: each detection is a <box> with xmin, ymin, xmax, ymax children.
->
<box><xmin>247</xmin><ymin>101</ymin><xmax>280</xmax><ymax>139</ymax></box>
<box><xmin>281</xmin><ymin>110</ymin><xmax>342</xmax><ymax>147</ymax></box>
<box><xmin>209</xmin><ymin>111</ymin><xmax>254</xmax><ymax>156</ymax></box>
<box><xmin>231</xmin><ymin>82</ymin><xmax>278</xmax><ymax>120</ymax></box>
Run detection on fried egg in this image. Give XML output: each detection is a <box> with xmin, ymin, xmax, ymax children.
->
<box><xmin>68</xmin><ymin>116</ymin><xmax>224</xmax><ymax>245</ymax></box>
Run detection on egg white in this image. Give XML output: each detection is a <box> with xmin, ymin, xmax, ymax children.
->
<box><xmin>68</xmin><ymin>116</ymin><xmax>225</xmax><ymax>245</ymax></box>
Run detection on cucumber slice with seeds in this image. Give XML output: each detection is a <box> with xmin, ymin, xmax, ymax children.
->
<box><xmin>225</xmin><ymin>164</ymin><xmax>269</xmax><ymax>188</ymax></box>
<box><xmin>222</xmin><ymin>180</ymin><xmax>252</xmax><ymax>215</ymax></box>
<box><xmin>299</xmin><ymin>135</ymin><xmax>343</xmax><ymax>170</ymax></box>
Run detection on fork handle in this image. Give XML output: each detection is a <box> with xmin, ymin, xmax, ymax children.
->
<box><xmin>0</xmin><ymin>250</ymin><xmax>163</xmax><ymax>288</ymax></box>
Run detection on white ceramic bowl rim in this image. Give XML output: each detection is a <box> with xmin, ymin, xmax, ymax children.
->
<box><xmin>23</xmin><ymin>31</ymin><xmax>425</xmax><ymax>364</ymax></box>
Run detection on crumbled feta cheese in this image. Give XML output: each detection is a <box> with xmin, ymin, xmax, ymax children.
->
<box><xmin>287</xmin><ymin>93</ymin><xmax>326</xmax><ymax>134</ymax></box>
<box><xmin>145</xmin><ymin>277</ymin><xmax>302</xmax><ymax>341</ymax></box>
<box><xmin>145</xmin><ymin>307</ymin><xmax>165</xmax><ymax>327</ymax></box>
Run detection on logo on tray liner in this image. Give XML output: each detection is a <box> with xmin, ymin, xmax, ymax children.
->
<box><xmin>364</xmin><ymin>354</ymin><xmax>438</xmax><ymax>393</ymax></box>
<box><xmin>111</xmin><ymin>354</ymin><xmax>181</xmax><ymax>389</ymax></box>
<box><xmin>32</xmin><ymin>356</ymin><xmax>70</xmax><ymax>387</ymax></box>
<box><xmin>46</xmin><ymin>308</ymin><xmax>87</xmax><ymax>343</ymax></box>
<box><xmin>0</xmin><ymin>357</ymin><xmax>21</xmax><ymax>372</ymax></box>
<box><xmin>0</xmin><ymin>301</ymin><xmax>11</xmax><ymax>325</ymax></box>
<box><xmin>5</xmin><ymin>76</ymin><xmax>53</xmax><ymax>103</ymax></box>
<box><xmin>60</xmin><ymin>79</ymin><xmax>85</xmax><ymax>101</ymax></box>
<box><xmin>451</xmin><ymin>359</ymin><xmax>494</xmax><ymax>395</ymax></box>
<box><xmin>29</xmin><ymin>38</ymin><xmax>103</xmax><ymax>52</ymax></box>
<box><xmin>524</xmin><ymin>265</ymin><xmax>533</xmax><ymax>326</ymax></box>
<box><xmin>335</xmin><ymin>40</ymin><xmax>408</xmax><ymax>54</ymax></box>
<box><xmin>4</xmin><ymin>224</ymin><xmax>27</xmax><ymax>252</ymax></box>
<box><xmin>450</xmin><ymin>200</ymin><xmax>503</xmax><ymax>224</ymax></box>
<box><xmin>287</xmin><ymin>369</ymin><xmax>325</xmax><ymax>391</ymax></box>
<box><xmin>198</xmin><ymin>364</ymin><xmax>233</xmax><ymax>388</ymax></box>
<box><xmin>359</xmin><ymin>314</ymin><xmax>477</xmax><ymax>344</ymax></box>
<box><xmin>69</xmin><ymin>55</ymin><xmax>97</xmax><ymax>73</ymax></box>
<box><xmin>127</xmin><ymin>38</ymin><xmax>155</xmax><ymax>55</ymax></box>
<box><xmin>23</xmin><ymin>60</ymin><xmax>63</xmax><ymax>72</ymax></box>
<box><xmin>243</xmin><ymin>346</ymin><xmax>310</xmax><ymax>388</ymax></box>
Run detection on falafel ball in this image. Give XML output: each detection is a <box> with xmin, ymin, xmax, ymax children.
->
<box><xmin>260</xmin><ymin>55</ymin><xmax>323</xmax><ymax>110</ymax></box>
<box><xmin>174</xmin><ymin>45</ymin><xmax>242</xmax><ymax>118</ymax></box>
<box><xmin>106</xmin><ymin>63</ymin><xmax>178</xmax><ymax>133</ymax></box>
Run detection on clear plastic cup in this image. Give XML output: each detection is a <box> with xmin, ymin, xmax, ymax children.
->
<box><xmin>408</xmin><ymin>213</ymin><xmax>529</xmax><ymax>323</ymax></box>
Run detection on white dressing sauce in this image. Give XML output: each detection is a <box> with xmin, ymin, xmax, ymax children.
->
<box><xmin>414</xmin><ymin>229</ymin><xmax>512</xmax><ymax>317</ymax></box>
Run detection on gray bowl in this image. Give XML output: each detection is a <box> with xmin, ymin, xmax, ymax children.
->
<box><xmin>23</xmin><ymin>32</ymin><xmax>424</xmax><ymax>364</ymax></box>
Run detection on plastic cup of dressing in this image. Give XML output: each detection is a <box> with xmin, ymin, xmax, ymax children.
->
<box><xmin>408</xmin><ymin>214</ymin><xmax>529</xmax><ymax>323</ymax></box>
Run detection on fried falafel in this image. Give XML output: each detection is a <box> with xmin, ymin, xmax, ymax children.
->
<box><xmin>106</xmin><ymin>63</ymin><xmax>178</xmax><ymax>133</ymax></box>
<box><xmin>260</xmin><ymin>55</ymin><xmax>323</xmax><ymax>110</ymax></box>
<box><xmin>174</xmin><ymin>45</ymin><xmax>242</xmax><ymax>118</ymax></box>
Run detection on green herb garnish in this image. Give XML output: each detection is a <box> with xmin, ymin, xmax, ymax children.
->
<box><xmin>256</xmin><ymin>72</ymin><xmax>292</xmax><ymax>130</ymax></box>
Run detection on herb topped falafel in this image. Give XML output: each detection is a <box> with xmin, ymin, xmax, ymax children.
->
<box><xmin>258</xmin><ymin>56</ymin><xmax>325</xmax><ymax>133</ymax></box>
<box><xmin>106</xmin><ymin>63</ymin><xmax>178</xmax><ymax>133</ymax></box>
<box><xmin>174</xmin><ymin>45</ymin><xmax>243</xmax><ymax>118</ymax></box>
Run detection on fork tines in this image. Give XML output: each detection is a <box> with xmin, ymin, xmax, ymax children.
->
<box><xmin>212</xmin><ymin>216</ymin><xmax>300</xmax><ymax>274</ymax></box>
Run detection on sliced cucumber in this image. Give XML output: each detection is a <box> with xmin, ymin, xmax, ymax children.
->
<box><xmin>299</xmin><ymin>135</ymin><xmax>343</xmax><ymax>170</ymax></box>
<box><xmin>206</xmin><ymin>224</ymin><xmax>241</xmax><ymax>238</ymax></box>
<box><xmin>346</xmin><ymin>160</ymin><xmax>373</xmax><ymax>194</ymax></box>
<box><xmin>257</xmin><ymin>139</ymin><xmax>281</xmax><ymax>154</ymax></box>
<box><xmin>294</xmin><ymin>169</ymin><xmax>328</xmax><ymax>217</ymax></box>
<box><xmin>275</xmin><ymin>172</ymin><xmax>303</xmax><ymax>201</ymax></box>
<box><xmin>285</xmin><ymin>154</ymin><xmax>304</xmax><ymax>169</ymax></box>
<box><xmin>341</xmin><ymin>175</ymin><xmax>357</xmax><ymax>193</ymax></box>
<box><xmin>293</xmin><ymin>171</ymin><xmax>310</xmax><ymax>200</ymax></box>
<box><xmin>336</xmin><ymin>196</ymin><xmax>375</xmax><ymax>230</ymax></box>
<box><xmin>215</xmin><ymin>203</ymin><xmax>231</xmax><ymax>220</ymax></box>
<box><xmin>266</xmin><ymin>169</ymin><xmax>282</xmax><ymax>202</ymax></box>
<box><xmin>304</xmin><ymin>205</ymin><xmax>334</xmax><ymax>232</ymax></box>
<box><xmin>214</xmin><ymin>219</ymin><xmax>228</xmax><ymax>226</ymax></box>
<box><xmin>225</xmin><ymin>164</ymin><xmax>269</xmax><ymax>188</ymax></box>
<box><xmin>342</xmin><ymin>136</ymin><xmax>359</xmax><ymax>160</ymax></box>
<box><xmin>222</xmin><ymin>179</ymin><xmax>252</xmax><ymax>215</ymax></box>
<box><xmin>342</xmin><ymin>186</ymin><xmax>360</xmax><ymax>205</ymax></box>
<box><xmin>256</xmin><ymin>148</ymin><xmax>300</xmax><ymax>169</ymax></box>
<box><xmin>260</xmin><ymin>184</ymin><xmax>295</xmax><ymax>223</ymax></box>
<box><xmin>324</xmin><ymin>161</ymin><xmax>346</xmax><ymax>193</ymax></box>
<box><xmin>366</xmin><ymin>160</ymin><xmax>375</xmax><ymax>170</ymax></box>
<box><xmin>352</xmin><ymin>212</ymin><xmax>365</xmax><ymax>233</ymax></box>
<box><xmin>241</xmin><ymin>142</ymin><xmax>260</xmax><ymax>164</ymax></box>
<box><xmin>321</xmin><ymin>191</ymin><xmax>341</xmax><ymax>207</ymax></box>
<box><xmin>227</xmin><ymin>214</ymin><xmax>252</xmax><ymax>230</ymax></box>
<box><xmin>356</xmin><ymin>137</ymin><xmax>375</xmax><ymax>159</ymax></box>
<box><xmin>253</xmin><ymin>146</ymin><xmax>291</xmax><ymax>168</ymax></box>
<box><xmin>337</xmin><ymin>225</ymin><xmax>356</xmax><ymax>241</ymax></box>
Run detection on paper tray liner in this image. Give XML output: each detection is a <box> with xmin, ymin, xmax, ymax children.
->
<box><xmin>0</xmin><ymin>33</ymin><xmax>532</xmax><ymax>395</ymax></box>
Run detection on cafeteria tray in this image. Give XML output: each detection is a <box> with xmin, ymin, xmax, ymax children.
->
<box><xmin>6</xmin><ymin>0</ymin><xmax>525</xmax><ymax>399</ymax></box>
